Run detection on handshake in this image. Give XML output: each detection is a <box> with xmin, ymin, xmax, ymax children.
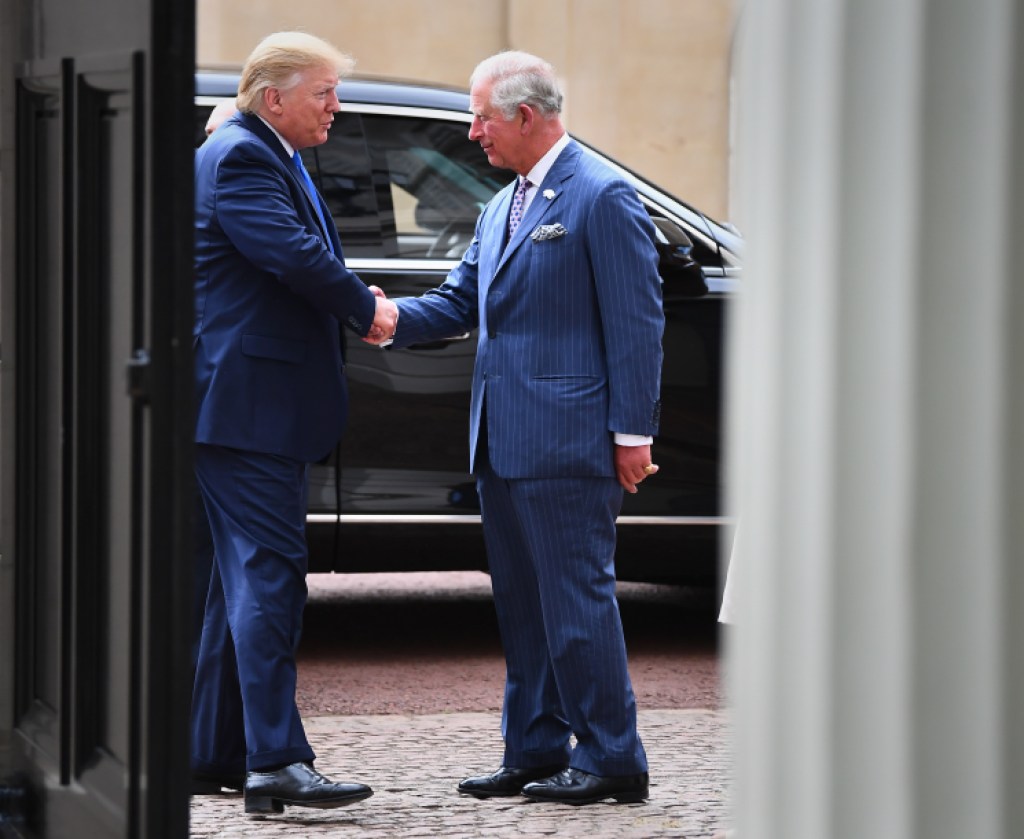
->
<box><xmin>364</xmin><ymin>285</ymin><xmax>398</xmax><ymax>346</ymax></box>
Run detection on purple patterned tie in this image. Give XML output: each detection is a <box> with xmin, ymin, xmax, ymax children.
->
<box><xmin>508</xmin><ymin>176</ymin><xmax>530</xmax><ymax>237</ymax></box>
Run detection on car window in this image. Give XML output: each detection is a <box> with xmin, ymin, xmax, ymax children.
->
<box><xmin>193</xmin><ymin>102</ymin><xmax>728</xmax><ymax>272</ymax></box>
<box><xmin>194</xmin><ymin>105</ymin><xmax>383</xmax><ymax>257</ymax></box>
<box><xmin>194</xmin><ymin>107</ymin><xmax>210</xmax><ymax>146</ymax></box>
<box><xmin>304</xmin><ymin>114</ymin><xmax>382</xmax><ymax>257</ymax></box>
<box><xmin>360</xmin><ymin>114</ymin><xmax>515</xmax><ymax>259</ymax></box>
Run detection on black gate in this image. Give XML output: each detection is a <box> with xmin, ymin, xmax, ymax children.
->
<box><xmin>0</xmin><ymin>1</ymin><xmax>195</xmax><ymax>836</ymax></box>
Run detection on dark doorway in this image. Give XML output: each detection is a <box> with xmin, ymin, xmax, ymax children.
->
<box><xmin>0</xmin><ymin>1</ymin><xmax>195</xmax><ymax>836</ymax></box>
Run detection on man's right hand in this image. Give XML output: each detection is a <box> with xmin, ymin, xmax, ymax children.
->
<box><xmin>365</xmin><ymin>294</ymin><xmax>398</xmax><ymax>345</ymax></box>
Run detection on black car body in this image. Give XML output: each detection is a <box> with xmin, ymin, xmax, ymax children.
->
<box><xmin>194</xmin><ymin>72</ymin><xmax>742</xmax><ymax>584</ymax></box>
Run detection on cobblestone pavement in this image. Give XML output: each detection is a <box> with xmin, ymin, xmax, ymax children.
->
<box><xmin>190</xmin><ymin>709</ymin><xmax>732</xmax><ymax>838</ymax></box>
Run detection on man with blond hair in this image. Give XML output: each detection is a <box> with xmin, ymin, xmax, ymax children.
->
<box><xmin>191</xmin><ymin>31</ymin><xmax>395</xmax><ymax>815</ymax></box>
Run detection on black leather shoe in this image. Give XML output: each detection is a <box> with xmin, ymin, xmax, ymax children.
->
<box><xmin>191</xmin><ymin>771</ymin><xmax>245</xmax><ymax>795</ymax></box>
<box><xmin>457</xmin><ymin>764</ymin><xmax>566</xmax><ymax>798</ymax></box>
<box><xmin>244</xmin><ymin>762</ymin><xmax>373</xmax><ymax>814</ymax></box>
<box><xmin>521</xmin><ymin>767</ymin><xmax>649</xmax><ymax>805</ymax></box>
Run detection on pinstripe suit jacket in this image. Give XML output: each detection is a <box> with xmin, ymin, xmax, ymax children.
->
<box><xmin>393</xmin><ymin>140</ymin><xmax>664</xmax><ymax>479</ymax></box>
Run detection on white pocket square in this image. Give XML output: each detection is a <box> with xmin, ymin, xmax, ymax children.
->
<box><xmin>530</xmin><ymin>223</ymin><xmax>568</xmax><ymax>241</ymax></box>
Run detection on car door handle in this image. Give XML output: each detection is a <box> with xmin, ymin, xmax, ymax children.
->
<box><xmin>408</xmin><ymin>332</ymin><xmax>471</xmax><ymax>350</ymax></box>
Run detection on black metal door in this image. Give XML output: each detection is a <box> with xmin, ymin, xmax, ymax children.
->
<box><xmin>0</xmin><ymin>1</ymin><xmax>195</xmax><ymax>837</ymax></box>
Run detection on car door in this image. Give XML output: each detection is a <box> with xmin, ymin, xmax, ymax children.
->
<box><xmin>312</xmin><ymin>106</ymin><xmax>733</xmax><ymax>579</ymax></box>
<box><xmin>328</xmin><ymin>110</ymin><xmax>729</xmax><ymax>515</ymax></box>
<box><xmin>193</xmin><ymin>91</ymin><xmax>736</xmax><ymax>582</ymax></box>
<box><xmin>323</xmin><ymin>111</ymin><xmax>512</xmax><ymax>526</ymax></box>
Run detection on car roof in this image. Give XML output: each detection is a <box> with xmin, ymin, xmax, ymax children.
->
<box><xmin>195</xmin><ymin>71</ymin><xmax>743</xmax><ymax>260</ymax></box>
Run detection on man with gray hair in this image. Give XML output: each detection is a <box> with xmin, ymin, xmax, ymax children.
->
<box><xmin>192</xmin><ymin>31</ymin><xmax>395</xmax><ymax>815</ymax></box>
<box><xmin>373</xmin><ymin>50</ymin><xmax>663</xmax><ymax>806</ymax></box>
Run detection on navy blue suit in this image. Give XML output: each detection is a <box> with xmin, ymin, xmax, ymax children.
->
<box><xmin>192</xmin><ymin>112</ymin><xmax>375</xmax><ymax>774</ymax></box>
<box><xmin>392</xmin><ymin>141</ymin><xmax>664</xmax><ymax>776</ymax></box>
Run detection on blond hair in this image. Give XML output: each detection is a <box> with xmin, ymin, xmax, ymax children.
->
<box><xmin>237</xmin><ymin>31</ymin><xmax>354</xmax><ymax>114</ymax></box>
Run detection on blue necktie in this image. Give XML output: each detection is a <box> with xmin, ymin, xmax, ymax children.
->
<box><xmin>293</xmin><ymin>152</ymin><xmax>335</xmax><ymax>254</ymax></box>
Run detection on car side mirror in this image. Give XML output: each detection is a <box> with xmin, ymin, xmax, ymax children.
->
<box><xmin>651</xmin><ymin>217</ymin><xmax>708</xmax><ymax>298</ymax></box>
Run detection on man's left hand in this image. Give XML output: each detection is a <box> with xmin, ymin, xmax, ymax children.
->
<box><xmin>615</xmin><ymin>444</ymin><xmax>659</xmax><ymax>494</ymax></box>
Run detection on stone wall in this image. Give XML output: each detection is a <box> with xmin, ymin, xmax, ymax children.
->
<box><xmin>196</xmin><ymin>0</ymin><xmax>735</xmax><ymax>219</ymax></box>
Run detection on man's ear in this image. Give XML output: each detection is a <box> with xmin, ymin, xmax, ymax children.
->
<box><xmin>263</xmin><ymin>86</ymin><xmax>284</xmax><ymax>116</ymax></box>
<box><xmin>518</xmin><ymin>103</ymin><xmax>535</xmax><ymax>135</ymax></box>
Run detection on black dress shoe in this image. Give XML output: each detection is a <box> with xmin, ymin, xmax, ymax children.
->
<box><xmin>191</xmin><ymin>771</ymin><xmax>246</xmax><ymax>795</ymax></box>
<box><xmin>457</xmin><ymin>764</ymin><xmax>567</xmax><ymax>798</ymax></box>
<box><xmin>521</xmin><ymin>767</ymin><xmax>649</xmax><ymax>805</ymax></box>
<box><xmin>244</xmin><ymin>762</ymin><xmax>373</xmax><ymax>814</ymax></box>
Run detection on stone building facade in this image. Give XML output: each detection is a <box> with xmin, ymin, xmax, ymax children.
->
<box><xmin>196</xmin><ymin>0</ymin><xmax>736</xmax><ymax>220</ymax></box>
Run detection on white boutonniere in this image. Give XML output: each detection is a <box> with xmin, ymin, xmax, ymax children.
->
<box><xmin>543</xmin><ymin>188</ymin><xmax>556</xmax><ymax>200</ymax></box>
<box><xmin>530</xmin><ymin>223</ymin><xmax>568</xmax><ymax>241</ymax></box>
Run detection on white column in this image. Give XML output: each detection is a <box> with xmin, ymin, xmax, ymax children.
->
<box><xmin>728</xmin><ymin>0</ymin><xmax>1023</xmax><ymax>836</ymax></box>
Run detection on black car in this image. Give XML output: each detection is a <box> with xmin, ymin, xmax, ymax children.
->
<box><xmin>194</xmin><ymin>72</ymin><xmax>742</xmax><ymax>584</ymax></box>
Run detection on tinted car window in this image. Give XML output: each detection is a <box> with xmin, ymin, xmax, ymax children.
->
<box><xmin>194</xmin><ymin>105</ymin><xmax>383</xmax><ymax>256</ymax></box>
<box><xmin>304</xmin><ymin>114</ymin><xmax>381</xmax><ymax>257</ymax></box>
<box><xmin>193</xmin><ymin>107</ymin><xmax>211</xmax><ymax>146</ymax></box>
<box><xmin>360</xmin><ymin>115</ymin><xmax>515</xmax><ymax>259</ymax></box>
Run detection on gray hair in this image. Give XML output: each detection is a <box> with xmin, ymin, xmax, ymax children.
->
<box><xmin>237</xmin><ymin>31</ymin><xmax>355</xmax><ymax>114</ymax></box>
<box><xmin>469</xmin><ymin>51</ymin><xmax>563</xmax><ymax>120</ymax></box>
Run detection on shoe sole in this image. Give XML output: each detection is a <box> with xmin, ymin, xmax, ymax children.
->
<box><xmin>457</xmin><ymin>788</ymin><xmax>523</xmax><ymax>799</ymax></box>
<box><xmin>457</xmin><ymin>765</ymin><xmax>568</xmax><ymax>799</ymax></box>
<box><xmin>522</xmin><ymin>789</ymin><xmax>649</xmax><ymax>806</ymax></box>
<box><xmin>245</xmin><ymin>789</ymin><xmax>374</xmax><ymax>814</ymax></box>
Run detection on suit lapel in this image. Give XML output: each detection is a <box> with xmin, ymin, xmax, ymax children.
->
<box><xmin>492</xmin><ymin>142</ymin><xmax>581</xmax><ymax>278</ymax></box>
<box><xmin>478</xmin><ymin>180</ymin><xmax>516</xmax><ymax>292</ymax></box>
<box><xmin>240</xmin><ymin>113</ymin><xmax>332</xmax><ymax>241</ymax></box>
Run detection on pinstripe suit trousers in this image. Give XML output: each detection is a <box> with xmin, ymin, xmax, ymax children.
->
<box><xmin>476</xmin><ymin>452</ymin><xmax>648</xmax><ymax>777</ymax></box>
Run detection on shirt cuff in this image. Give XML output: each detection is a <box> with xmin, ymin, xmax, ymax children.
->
<box><xmin>614</xmin><ymin>433</ymin><xmax>653</xmax><ymax>446</ymax></box>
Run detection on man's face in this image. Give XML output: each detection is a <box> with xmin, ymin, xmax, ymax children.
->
<box><xmin>468</xmin><ymin>80</ymin><xmax>525</xmax><ymax>173</ymax></box>
<box><xmin>205</xmin><ymin>99</ymin><xmax>237</xmax><ymax>136</ymax></box>
<box><xmin>272</xmin><ymin>63</ymin><xmax>341</xmax><ymax>150</ymax></box>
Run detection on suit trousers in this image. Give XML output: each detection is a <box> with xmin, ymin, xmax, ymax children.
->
<box><xmin>191</xmin><ymin>443</ymin><xmax>316</xmax><ymax>773</ymax></box>
<box><xmin>476</xmin><ymin>455</ymin><xmax>648</xmax><ymax>777</ymax></box>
